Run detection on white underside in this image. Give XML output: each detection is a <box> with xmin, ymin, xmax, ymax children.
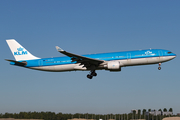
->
<box><xmin>29</xmin><ymin>56</ymin><xmax>176</xmax><ymax>72</ymax></box>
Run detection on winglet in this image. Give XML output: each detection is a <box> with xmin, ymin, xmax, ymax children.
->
<box><xmin>56</xmin><ymin>46</ymin><xmax>64</xmax><ymax>52</ymax></box>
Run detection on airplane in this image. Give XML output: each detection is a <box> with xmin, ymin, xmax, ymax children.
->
<box><xmin>6</xmin><ymin>39</ymin><xmax>176</xmax><ymax>79</ymax></box>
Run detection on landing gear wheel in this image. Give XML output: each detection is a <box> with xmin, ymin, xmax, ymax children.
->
<box><xmin>158</xmin><ymin>67</ymin><xmax>161</xmax><ymax>70</ymax></box>
<box><xmin>158</xmin><ymin>63</ymin><xmax>161</xmax><ymax>70</ymax></box>
<box><xmin>87</xmin><ymin>74</ymin><xmax>93</xmax><ymax>79</ymax></box>
<box><xmin>91</xmin><ymin>72</ymin><xmax>97</xmax><ymax>76</ymax></box>
<box><xmin>87</xmin><ymin>67</ymin><xmax>97</xmax><ymax>79</ymax></box>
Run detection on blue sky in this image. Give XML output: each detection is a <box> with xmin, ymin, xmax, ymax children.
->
<box><xmin>0</xmin><ymin>0</ymin><xmax>180</xmax><ymax>114</ymax></box>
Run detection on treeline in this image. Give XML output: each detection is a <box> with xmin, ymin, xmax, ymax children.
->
<box><xmin>0</xmin><ymin>108</ymin><xmax>177</xmax><ymax>120</ymax></box>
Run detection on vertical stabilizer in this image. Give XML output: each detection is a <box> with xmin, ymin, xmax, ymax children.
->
<box><xmin>6</xmin><ymin>39</ymin><xmax>40</xmax><ymax>61</ymax></box>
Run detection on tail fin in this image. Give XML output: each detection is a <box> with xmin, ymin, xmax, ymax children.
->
<box><xmin>6</xmin><ymin>39</ymin><xmax>40</xmax><ymax>61</ymax></box>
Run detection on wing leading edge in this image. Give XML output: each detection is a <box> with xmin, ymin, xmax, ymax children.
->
<box><xmin>55</xmin><ymin>46</ymin><xmax>104</xmax><ymax>68</ymax></box>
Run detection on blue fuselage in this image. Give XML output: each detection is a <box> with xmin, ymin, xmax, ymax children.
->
<box><xmin>10</xmin><ymin>49</ymin><xmax>176</xmax><ymax>72</ymax></box>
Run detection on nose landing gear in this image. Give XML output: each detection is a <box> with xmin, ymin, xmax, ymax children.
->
<box><xmin>158</xmin><ymin>63</ymin><xmax>161</xmax><ymax>70</ymax></box>
<box><xmin>87</xmin><ymin>70</ymin><xmax>97</xmax><ymax>79</ymax></box>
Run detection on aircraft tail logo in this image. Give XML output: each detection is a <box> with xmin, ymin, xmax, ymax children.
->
<box><xmin>14</xmin><ymin>47</ymin><xmax>28</xmax><ymax>56</ymax></box>
<box><xmin>6</xmin><ymin>39</ymin><xmax>40</xmax><ymax>61</ymax></box>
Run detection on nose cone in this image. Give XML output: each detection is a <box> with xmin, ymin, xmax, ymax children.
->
<box><xmin>173</xmin><ymin>54</ymin><xmax>177</xmax><ymax>58</ymax></box>
<box><xmin>171</xmin><ymin>53</ymin><xmax>176</xmax><ymax>59</ymax></box>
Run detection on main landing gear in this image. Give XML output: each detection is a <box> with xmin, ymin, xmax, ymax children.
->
<box><xmin>87</xmin><ymin>70</ymin><xmax>97</xmax><ymax>79</ymax></box>
<box><xmin>158</xmin><ymin>63</ymin><xmax>161</xmax><ymax>70</ymax></box>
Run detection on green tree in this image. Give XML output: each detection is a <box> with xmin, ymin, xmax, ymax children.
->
<box><xmin>132</xmin><ymin>110</ymin><xmax>136</xmax><ymax>119</ymax></box>
<box><xmin>169</xmin><ymin>108</ymin><xmax>173</xmax><ymax>112</ymax></box>
<box><xmin>138</xmin><ymin>109</ymin><xmax>141</xmax><ymax>119</ymax></box>
<box><xmin>56</xmin><ymin>112</ymin><xmax>62</xmax><ymax>120</ymax></box>
<box><xmin>142</xmin><ymin>109</ymin><xmax>146</xmax><ymax>119</ymax></box>
<box><xmin>163</xmin><ymin>108</ymin><xmax>167</xmax><ymax>112</ymax></box>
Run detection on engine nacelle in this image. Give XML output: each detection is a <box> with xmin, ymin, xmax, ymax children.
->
<box><xmin>106</xmin><ymin>61</ymin><xmax>121</xmax><ymax>71</ymax></box>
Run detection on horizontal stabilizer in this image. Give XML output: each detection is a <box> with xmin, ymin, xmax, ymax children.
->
<box><xmin>5</xmin><ymin>59</ymin><xmax>27</xmax><ymax>66</ymax></box>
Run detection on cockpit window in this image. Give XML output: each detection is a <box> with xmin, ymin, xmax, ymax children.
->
<box><xmin>168</xmin><ymin>52</ymin><xmax>172</xmax><ymax>54</ymax></box>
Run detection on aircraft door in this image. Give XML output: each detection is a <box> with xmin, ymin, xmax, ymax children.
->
<box><xmin>127</xmin><ymin>53</ymin><xmax>131</xmax><ymax>64</ymax></box>
<box><xmin>39</xmin><ymin>60</ymin><xmax>43</xmax><ymax>66</ymax></box>
<box><xmin>127</xmin><ymin>53</ymin><xmax>131</xmax><ymax>59</ymax></box>
<box><xmin>158</xmin><ymin>51</ymin><xmax>163</xmax><ymax>61</ymax></box>
<box><xmin>159</xmin><ymin>51</ymin><xmax>163</xmax><ymax>57</ymax></box>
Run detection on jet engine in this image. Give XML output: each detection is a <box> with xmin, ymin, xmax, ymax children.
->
<box><xmin>105</xmin><ymin>61</ymin><xmax>121</xmax><ymax>71</ymax></box>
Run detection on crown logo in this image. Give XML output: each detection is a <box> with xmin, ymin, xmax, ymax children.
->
<box><xmin>17</xmin><ymin>47</ymin><xmax>24</xmax><ymax>51</ymax></box>
<box><xmin>145</xmin><ymin>51</ymin><xmax>152</xmax><ymax>54</ymax></box>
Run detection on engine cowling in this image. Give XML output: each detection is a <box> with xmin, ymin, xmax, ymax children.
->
<box><xmin>106</xmin><ymin>61</ymin><xmax>121</xmax><ymax>71</ymax></box>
